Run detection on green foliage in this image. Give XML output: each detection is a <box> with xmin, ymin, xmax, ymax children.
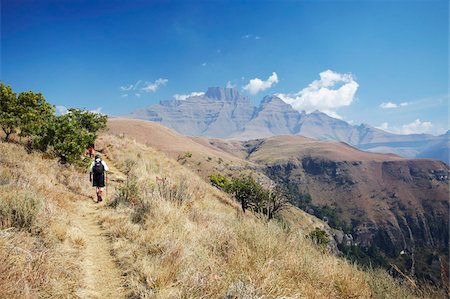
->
<box><xmin>0</xmin><ymin>83</ymin><xmax>20</xmax><ymax>140</ymax></box>
<box><xmin>32</xmin><ymin>110</ymin><xmax>105</xmax><ymax>164</ymax></box>
<box><xmin>209</xmin><ymin>173</ymin><xmax>231</xmax><ymax>191</ymax></box>
<box><xmin>211</xmin><ymin>174</ymin><xmax>289</xmax><ymax>220</ymax></box>
<box><xmin>307</xmin><ymin>227</ymin><xmax>330</xmax><ymax>249</ymax></box>
<box><xmin>17</xmin><ymin>91</ymin><xmax>54</xmax><ymax>138</ymax></box>
<box><xmin>0</xmin><ymin>83</ymin><xmax>55</xmax><ymax>140</ymax></box>
<box><xmin>0</xmin><ymin>194</ymin><xmax>42</xmax><ymax>231</ymax></box>
<box><xmin>66</xmin><ymin>108</ymin><xmax>108</xmax><ymax>134</ymax></box>
<box><xmin>338</xmin><ymin>244</ymin><xmax>388</xmax><ymax>268</ymax></box>
<box><xmin>1</xmin><ymin>84</ymin><xmax>107</xmax><ymax>164</ymax></box>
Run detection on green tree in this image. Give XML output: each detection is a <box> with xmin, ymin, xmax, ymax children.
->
<box><xmin>17</xmin><ymin>91</ymin><xmax>54</xmax><ymax>138</ymax></box>
<box><xmin>66</xmin><ymin>108</ymin><xmax>107</xmax><ymax>135</ymax></box>
<box><xmin>0</xmin><ymin>83</ymin><xmax>20</xmax><ymax>141</ymax></box>
<box><xmin>226</xmin><ymin>176</ymin><xmax>289</xmax><ymax>220</ymax></box>
<box><xmin>32</xmin><ymin>110</ymin><xmax>107</xmax><ymax>164</ymax></box>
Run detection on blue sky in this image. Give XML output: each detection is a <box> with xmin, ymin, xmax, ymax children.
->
<box><xmin>2</xmin><ymin>0</ymin><xmax>448</xmax><ymax>135</ymax></box>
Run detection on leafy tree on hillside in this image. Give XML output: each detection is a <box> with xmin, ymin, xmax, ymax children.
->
<box><xmin>210</xmin><ymin>175</ymin><xmax>289</xmax><ymax>220</ymax></box>
<box><xmin>33</xmin><ymin>110</ymin><xmax>107</xmax><ymax>164</ymax></box>
<box><xmin>66</xmin><ymin>108</ymin><xmax>108</xmax><ymax>134</ymax></box>
<box><xmin>17</xmin><ymin>91</ymin><xmax>54</xmax><ymax>138</ymax></box>
<box><xmin>0</xmin><ymin>83</ymin><xmax>20</xmax><ymax>141</ymax></box>
<box><xmin>0</xmin><ymin>83</ymin><xmax>55</xmax><ymax>141</ymax></box>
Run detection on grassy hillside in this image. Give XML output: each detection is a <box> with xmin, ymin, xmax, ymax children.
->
<box><xmin>0</xmin><ymin>141</ymin><xmax>86</xmax><ymax>297</ymax></box>
<box><xmin>0</xmin><ymin>134</ymin><xmax>443</xmax><ymax>298</ymax></box>
<box><xmin>94</xmin><ymin>133</ymin><xmax>428</xmax><ymax>298</ymax></box>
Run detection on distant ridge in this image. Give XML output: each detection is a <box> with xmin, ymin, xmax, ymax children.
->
<box><xmin>128</xmin><ymin>87</ymin><xmax>449</xmax><ymax>164</ymax></box>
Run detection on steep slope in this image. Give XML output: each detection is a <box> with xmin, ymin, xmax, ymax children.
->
<box><xmin>239</xmin><ymin>135</ymin><xmax>449</xmax><ymax>283</ymax></box>
<box><xmin>92</xmin><ymin>133</ymin><xmax>425</xmax><ymax>298</ymax></box>
<box><xmin>0</xmin><ymin>141</ymin><xmax>125</xmax><ymax>298</ymax></box>
<box><xmin>107</xmin><ymin>118</ymin><xmax>257</xmax><ymax>178</ymax></box>
<box><xmin>107</xmin><ymin>118</ymin><xmax>449</xmax><ymax>284</ymax></box>
<box><xmin>234</xmin><ymin>95</ymin><xmax>301</xmax><ymax>139</ymax></box>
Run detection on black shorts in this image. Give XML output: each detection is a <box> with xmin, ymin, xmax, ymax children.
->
<box><xmin>92</xmin><ymin>173</ymin><xmax>105</xmax><ymax>187</ymax></box>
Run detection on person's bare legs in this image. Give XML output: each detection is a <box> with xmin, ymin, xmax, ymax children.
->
<box><xmin>96</xmin><ymin>187</ymin><xmax>103</xmax><ymax>202</ymax></box>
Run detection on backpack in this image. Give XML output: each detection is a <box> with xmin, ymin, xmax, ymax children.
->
<box><xmin>93</xmin><ymin>160</ymin><xmax>104</xmax><ymax>175</ymax></box>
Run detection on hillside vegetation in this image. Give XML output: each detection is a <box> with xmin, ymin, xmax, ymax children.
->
<box><xmin>93</xmin><ymin>133</ymin><xmax>428</xmax><ymax>298</ymax></box>
<box><xmin>0</xmin><ymin>132</ymin><xmax>444</xmax><ymax>297</ymax></box>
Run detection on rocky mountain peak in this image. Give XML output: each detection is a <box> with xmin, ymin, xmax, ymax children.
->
<box><xmin>205</xmin><ymin>87</ymin><xmax>243</xmax><ymax>102</ymax></box>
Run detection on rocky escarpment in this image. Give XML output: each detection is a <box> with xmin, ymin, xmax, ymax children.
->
<box><xmin>129</xmin><ymin>87</ymin><xmax>255</xmax><ymax>138</ymax></box>
<box><xmin>264</xmin><ymin>156</ymin><xmax>449</xmax><ymax>283</ymax></box>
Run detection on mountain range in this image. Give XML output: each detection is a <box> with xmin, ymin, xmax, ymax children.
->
<box><xmin>128</xmin><ymin>87</ymin><xmax>449</xmax><ymax>164</ymax></box>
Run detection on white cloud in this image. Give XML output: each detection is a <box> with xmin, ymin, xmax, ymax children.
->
<box><xmin>141</xmin><ymin>78</ymin><xmax>168</xmax><ymax>93</ymax></box>
<box><xmin>120</xmin><ymin>80</ymin><xmax>142</xmax><ymax>92</ymax></box>
<box><xmin>376</xmin><ymin>119</ymin><xmax>433</xmax><ymax>135</ymax></box>
<box><xmin>400</xmin><ymin>119</ymin><xmax>433</xmax><ymax>134</ymax></box>
<box><xmin>56</xmin><ymin>105</ymin><xmax>68</xmax><ymax>115</ymax></box>
<box><xmin>226</xmin><ymin>81</ymin><xmax>236</xmax><ymax>89</ymax></box>
<box><xmin>243</xmin><ymin>72</ymin><xmax>279</xmax><ymax>95</ymax></box>
<box><xmin>376</xmin><ymin>122</ymin><xmax>390</xmax><ymax>131</ymax></box>
<box><xmin>379</xmin><ymin>101</ymin><xmax>409</xmax><ymax>109</ymax></box>
<box><xmin>321</xmin><ymin>110</ymin><xmax>343</xmax><ymax>120</ymax></box>
<box><xmin>380</xmin><ymin>102</ymin><xmax>398</xmax><ymax>109</ymax></box>
<box><xmin>120</xmin><ymin>78</ymin><xmax>167</xmax><ymax>97</ymax></box>
<box><xmin>275</xmin><ymin>70</ymin><xmax>358</xmax><ymax>116</ymax></box>
<box><xmin>173</xmin><ymin>91</ymin><xmax>205</xmax><ymax>101</ymax></box>
<box><xmin>202</xmin><ymin>62</ymin><xmax>207</xmax><ymax>67</ymax></box>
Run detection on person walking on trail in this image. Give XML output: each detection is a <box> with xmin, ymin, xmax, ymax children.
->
<box><xmin>89</xmin><ymin>154</ymin><xmax>109</xmax><ymax>202</ymax></box>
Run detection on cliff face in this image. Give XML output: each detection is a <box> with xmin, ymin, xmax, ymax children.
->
<box><xmin>241</xmin><ymin>136</ymin><xmax>449</xmax><ymax>283</ymax></box>
<box><xmin>129</xmin><ymin>87</ymin><xmax>254</xmax><ymax>138</ymax></box>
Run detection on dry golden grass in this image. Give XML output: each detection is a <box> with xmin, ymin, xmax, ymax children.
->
<box><xmin>96</xmin><ymin>134</ymin><xmax>426</xmax><ymax>299</ymax></box>
<box><xmin>0</xmin><ymin>141</ymin><xmax>87</xmax><ymax>298</ymax></box>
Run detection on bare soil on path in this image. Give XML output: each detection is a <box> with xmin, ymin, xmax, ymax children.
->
<box><xmin>72</xmin><ymin>198</ymin><xmax>125</xmax><ymax>299</ymax></box>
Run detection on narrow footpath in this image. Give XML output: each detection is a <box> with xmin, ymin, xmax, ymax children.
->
<box><xmin>73</xmin><ymin>199</ymin><xmax>125</xmax><ymax>299</ymax></box>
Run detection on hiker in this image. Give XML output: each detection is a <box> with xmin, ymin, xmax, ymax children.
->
<box><xmin>89</xmin><ymin>154</ymin><xmax>109</xmax><ymax>202</ymax></box>
<box><xmin>88</xmin><ymin>144</ymin><xmax>95</xmax><ymax>158</ymax></box>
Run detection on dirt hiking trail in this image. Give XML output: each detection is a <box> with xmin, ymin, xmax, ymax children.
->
<box><xmin>72</xmin><ymin>198</ymin><xmax>125</xmax><ymax>299</ymax></box>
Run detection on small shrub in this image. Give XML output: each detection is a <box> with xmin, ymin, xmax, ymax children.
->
<box><xmin>307</xmin><ymin>227</ymin><xmax>330</xmax><ymax>249</ymax></box>
<box><xmin>177</xmin><ymin>151</ymin><xmax>192</xmax><ymax>163</ymax></box>
<box><xmin>209</xmin><ymin>173</ymin><xmax>231</xmax><ymax>191</ymax></box>
<box><xmin>0</xmin><ymin>193</ymin><xmax>42</xmax><ymax>231</ymax></box>
<box><xmin>110</xmin><ymin>158</ymin><xmax>140</xmax><ymax>207</ymax></box>
<box><xmin>131</xmin><ymin>199</ymin><xmax>151</xmax><ymax>224</ymax></box>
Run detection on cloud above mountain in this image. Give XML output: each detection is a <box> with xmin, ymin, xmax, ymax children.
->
<box><xmin>120</xmin><ymin>78</ymin><xmax>168</xmax><ymax>97</ymax></box>
<box><xmin>173</xmin><ymin>91</ymin><xmax>205</xmax><ymax>101</ymax></box>
<box><xmin>275</xmin><ymin>70</ymin><xmax>358</xmax><ymax>114</ymax></box>
<box><xmin>379</xmin><ymin>101</ymin><xmax>408</xmax><ymax>109</ymax></box>
<box><xmin>243</xmin><ymin>72</ymin><xmax>279</xmax><ymax>95</ymax></box>
<box><xmin>377</xmin><ymin>119</ymin><xmax>433</xmax><ymax>134</ymax></box>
